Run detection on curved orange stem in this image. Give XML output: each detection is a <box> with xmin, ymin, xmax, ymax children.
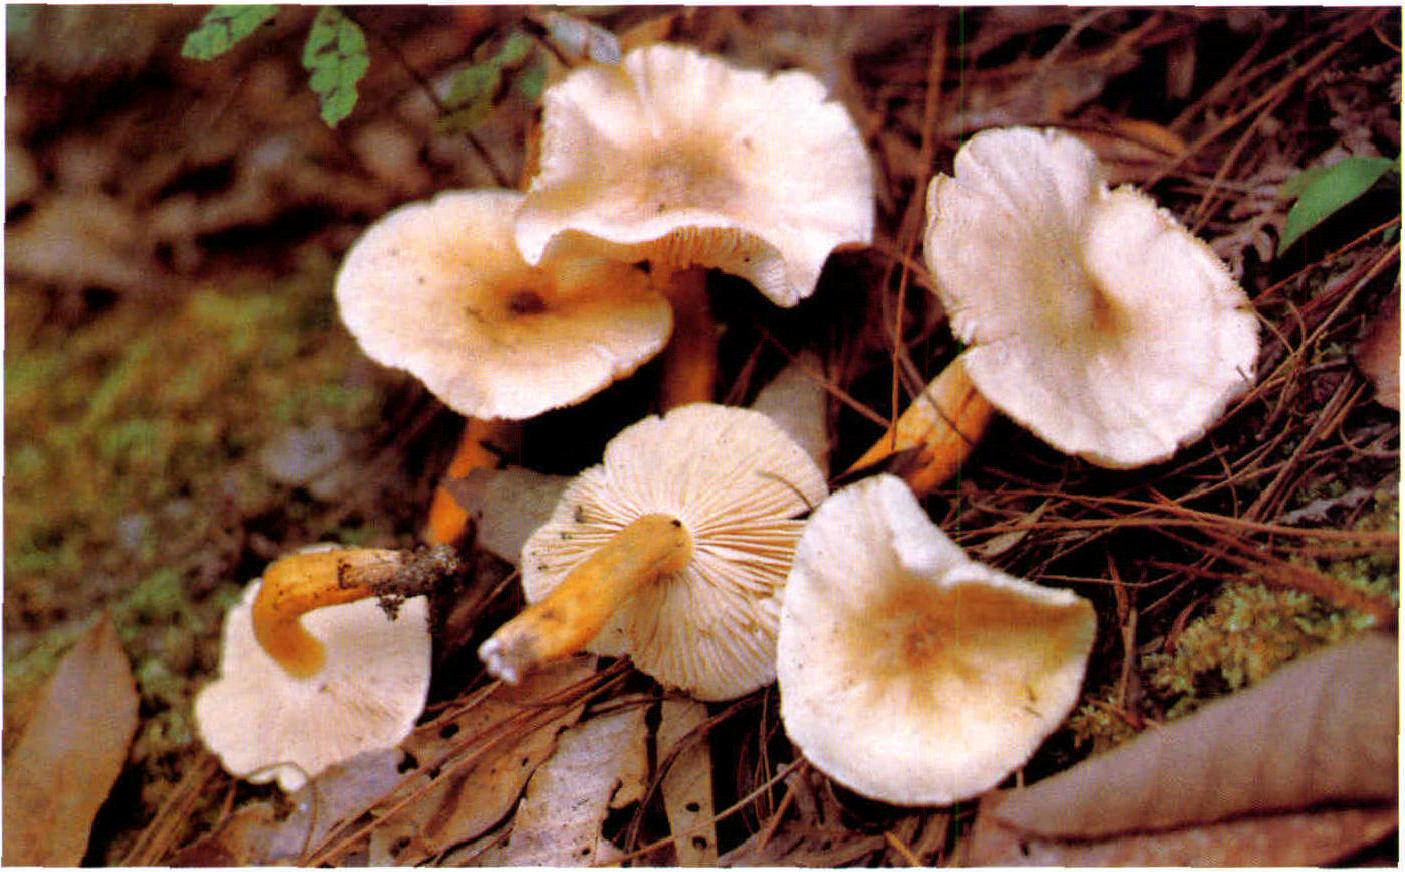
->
<box><xmin>478</xmin><ymin>514</ymin><xmax>693</xmax><ymax>683</ymax></box>
<box><xmin>847</xmin><ymin>354</ymin><xmax>996</xmax><ymax>496</ymax></box>
<box><xmin>251</xmin><ymin>548</ymin><xmax>403</xmax><ymax>678</ymax></box>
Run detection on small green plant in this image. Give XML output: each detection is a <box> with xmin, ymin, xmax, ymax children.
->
<box><xmin>438</xmin><ymin>30</ymin><xmax>546</xmax><ymax>135</ymax></box>
<box><xmin>1278</xmin><ymin>155</ymin><xmax>1399</xmax><ymax>253</ymax></box>
<box><xmin>180</xmin><ymin>5</ymin><xmax>278</xmax><ymax>60</ymax></box>
<box><xmin>182</xmin><ymin>5</ymin><xmax>369</xmax><ymax>128</ymax></box>
<box><xmin>301</xmin><ymin>7</ymin><xmax>370</xmax><ymax>127</ymax></box>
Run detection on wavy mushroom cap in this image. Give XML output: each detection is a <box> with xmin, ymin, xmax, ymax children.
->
<box><xmin>925</xmin><ymin>126</ymin><xmax>1260</xmax><ymax>467</ymax></box>
<box><xmin>336</xmin><ymin>189</ymin><xmax>672</xmax><ymax>420</ymax></box>
<box><xmin>515</xmin><ymin>43</ymin><xmax>875</xmax><ymax>307</ymax></box>
<box><xmin>521</xmin><ymin>403</ymin><xmax>828</xmax><ymax>700</ymax></box>
<box><xmin>778</xmin><ymin>474</ymin><xmax>1096</xmax><ymax>806</ymax></box>
<box><xmin>194</xmin><ymin>574</ymin><xmax>431</xmax><ymax>792</ymax></box>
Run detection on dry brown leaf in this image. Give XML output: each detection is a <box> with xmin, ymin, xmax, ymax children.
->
<box><xmin>968</xmin><ymin>792</ymin><xmax>1397</xmax><ymax>866</ymax></box>
<box><xmin>750</xmin><ymin>351</ymin><xmax>831</xmax><ymax>474</ymax></box>
<box><xmin>496</xmin><ymin>704</ymin><xmax>649</xmax><ymax>865</ymax></box>
<box><xmin>446</xmin><ymin>466</ymin><xmax>571</xmax><ymax>565</ymax></box>
<box><xmin>2</xmin><ymin>613</ymin><xmax>140</xmax><ymax>866</ymax></box>
<box><xmin>366</xmin><ymin>657</ymin><xmax>596</xmax><ymax>865</ymax></box>
<box><xmin>991</xmin><ymin>632</ymin><xmax>1397</xmax><ymax>839</ymax></box>
<box><xmin>659</xmin><ymin>698</ymin><xmax>719</xmax><ymax>866</ymax></box>
<box><xmin>6</xmin><ymin>193</ymin><xmax>163</xmax><ymax>295</ymax></box>
<box><xmin>721</xmin><ymin>767</ymin><xmax>886</xmax><ymax>867</ymax></box>
<box><xmin>180</xmin><ymin>748</ymin><xmax>405</xmax><ymax>865</ymax></box>
<box><xmin>1355</xmin><ymin>289</ymin><xmax>1400</xmax><ymax>410</ymax></box>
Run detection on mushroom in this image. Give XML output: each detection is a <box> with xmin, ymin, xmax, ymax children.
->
<box><xmin>336</xmin><ymin>188</ymin><xmax>671</xmax><ymax>422</ymax></box>
<box><xmin>514</xmin><ymin>42</ymin><xmax>874</xmax><ymax>405</ymax></box>
<box><xmin>194</xmin><ymin>547</ymin><xmax>432</xmax><ymax>792</ymax></box>
<box><xmin>479</xmin><ymin>403</ymin><xmax>828</xmax><ymax>700</ymax></box>
<box><xmin>777</xmin><ymin>474</ymin><xmax>1096</xmax><ymax>805</ymax></box>
<box><xmin>853</xmin><ymin>126</ymin><xmax>1259</xmax><ymax>489</ymax></box>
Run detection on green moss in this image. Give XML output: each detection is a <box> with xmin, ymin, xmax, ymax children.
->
<box><xmin>1067</xmin><ymin>684</ymin><xmax>1141</xmax><ymax>752</ymax></box>
<box><xmin>4</xmin><ymin>246</ymin><xmax>406</xmax><ymax>836</ymax></box>
<box><xmin>1144</xmin><ymin>582</ymin><xmax>1375</xmax><ymax>720</ymax></box>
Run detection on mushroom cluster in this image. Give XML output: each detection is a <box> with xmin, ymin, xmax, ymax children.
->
<box><xmin>199</xmin><ymin>32</ymin><xmax>1261</xmax><ymax>816</ymax></box>
<box><xmin>337</xmin><ymin>42</ymin><xmax>873</xmax><ymax>425</ymax></box>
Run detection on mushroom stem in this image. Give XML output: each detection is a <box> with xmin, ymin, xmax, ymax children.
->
<box><xmin>846</xmin><ymin>354</ymin><xmax>996</xmax><ymax>496</ymax></box>
<box><xmin>251</xmin><ymin>548</ymin><xmax>405</xmax><ymax>678</ymax></box>
<box><xmin>659</xmin><ymin>267</ymin><xmax>718</xmax><ymax>409</ymax></box>
<box><xmin>479</xmin><ymin>513</ymin><xmax>693</xmax><ymax>683</ymax></box>
<box><xmin>424</xmin><ymin>418</ymin><xmax>516</xmax><ymax>545</ymax></box>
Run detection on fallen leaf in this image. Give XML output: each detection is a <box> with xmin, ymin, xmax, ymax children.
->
<box><xmin>1278</xmin><ymin>155</ymin><xmax>1398</xmax><ymax>253</ymax></box>
<box><xmin>972</xmin><ymin>501</ymin><xmax>1049</xmax><ymax>560</ymax></box>
<box><xmin>446</xmin><ymin>466</ymin><xmax>571</xmax><ymax>565</ymax></box>
<box><xmin>2</xmin><ymin>613</ymin><xmax>140</xmax><ymax>865</ymax></box>
<box><xmin>659</xmin><ymin>698</ymin><xmax>719</xmax><ymax>865</ymax></box>
<box><xmin>721</xmin><ymin>767</ymin><xmax>887</xmax><ymax>866</ymax></box>
<box><xmin>990</xmin><ymin>632</ymin><xmax>1397</xmax><ymax>839</ymax></box>
<box><xmin>172</xmin><ymin>749</ymin><xmax>406</xmax><ymax>865</ymax></box>
<box><xmin>1355</xmin><ymin>289</ymin><xmax>1400</xmax><ymax>410</ymax></box>
<box><xmin>750</xmin><ymin>352</ymin><xmax>831</xmax><ymax>475</ymax></box>
<box><xmin>968</xmin><ymin>792</ymin><xmax>1397</xmax><ymax>866</ymax></box>
<box><xmin>365</xmin><ymin>657</ymin><xmax>596</xmax><ymax>865</ymax></box>
<box><xmin>496</xmin><ymin>704</ymin><xmax>649</xmax><ymax>865</ymax></box>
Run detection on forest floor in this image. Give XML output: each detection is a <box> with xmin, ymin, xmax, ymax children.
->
<box><xmin>4</xmin><ymin>6</ymin><xmax>1399</xmax><ymax>866</ymax></box>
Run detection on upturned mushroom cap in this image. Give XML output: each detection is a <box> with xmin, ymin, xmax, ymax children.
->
<box><xmin>777</xmin><ymin>474</ymin><xmax>1096</xmax><ymax>806</ymax></box>
<box><xmin>336</xmin><ymin>189</ymin><xmax>671</xmax><ymax>420</ymax></box>
<box><xmin>924</xmin><ymin>126</ymin><xmax>1259</xmax><ymax>467</ymax></box>
<box><xmin>521</xmin><ymin>403</ymin><xmax>827</xmax><ymax>700</ymax></box>
<box><xmin>515</xmin><ymin>43</ymin><xmax>875</xmax><ymax>307</ymax></box>
<box><xmin>194</xmin><ymin>569</ymin><xmax>431</xmax><ymax>792</ymax></box>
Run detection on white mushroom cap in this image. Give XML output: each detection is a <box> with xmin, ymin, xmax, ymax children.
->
<box><xmin>336</xmin><ymin>189</ymin><xmax>672</xmax><ymax>420</ymax></box>
<box><xmin>194</xmin><ymin>573</ymin><xmax>431</xmax><ymax>792</ymax></box>
<box><xmin>515</xmin><ymin>43</ymin><xmax>875</xmax><ymax>307</ymax></box>
<box><xmin>777</xmin><ymin>474</ymin><xmax>1096</xmax><ymax>806</ymax></box>
<box><xmin>521</xmin><ymin>403</ymin><xmax>828</xmax><ymax>700</ymax></box>
<box><xmin>924</xmin><ymin>126</ymin><xmax>1260</xmax><ymax>467</ymax></box>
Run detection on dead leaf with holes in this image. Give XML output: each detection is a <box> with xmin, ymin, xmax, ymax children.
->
<box><xmin>659</xmin><ymin>698</ymin><xmax>719</xmax><ymax>865</ymax></box>
<box><xmin>486</xmin><ymin>703</ymin><xmax>649</xmax><ymax>865</ymax></box>
<box><xmin>2</xmin><ymin>614</ymin><xmax>140</xmax><ymax>866</ymax></box>
<box><xmin>965</xmin><ymin>632</ymin><xmax>1398</xmax><ymax>865</ymax></box>
<box><xmin>364</xmin><ymin>657</ymin><xmax>597</xmax><ymax>865</ymax></box>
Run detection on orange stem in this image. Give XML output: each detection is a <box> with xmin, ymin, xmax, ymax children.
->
<box><xmin>659</xmin><ymin>267</ymin><xmax>718</xmax><ymax>409</ymax></box>
<box><xmin>251</xmin><ymin>548</ymin><xmax>403</xmax><ymax>678</ymax></box>
<box><xmin>424</xmin><ymin>418</ymin><xmax>516</xmax><ymax>545</ymax></box>
<box><xmin>847</xmin><ymin>355</ymin><xmax>996</xmax><ymax>496</ymax></box>
<box><xmin>478</xmin><ymin>514</ymin><xmax>693</xmax><ymax>683</ymax></box>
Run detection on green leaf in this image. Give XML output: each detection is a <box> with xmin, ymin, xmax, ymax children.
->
<box><xmin>301</xmin><ymin>7</ymin><xmax>369</xmax><ymax>128</ymax></box>
<box><xmin>438</xmin><ymin>30</ymin><xmax>543</xmax><ymax>135</ymax></box>
<box><xmin>516</xmin><ymin>59</ymin><xmax>549</xmax><ymax>102</ymax></box>
<box><xmin>496</xmin><ymin>30</ymin><xmax>536</xmax><ymax>67</ymax></box>
<box><xmin>181</xmin><ymin>5</ymin><xmax>278</xmax><ymax>60</ymax></box>
<box><xmin>1278</xmin><ymin>156</ymin><xmax>1398</xmax><ymax>254</ymax></box>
